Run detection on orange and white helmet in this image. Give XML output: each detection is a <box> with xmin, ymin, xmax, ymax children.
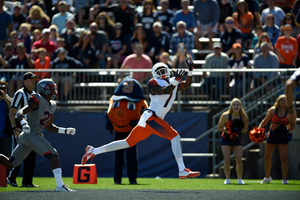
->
<box><xmin>152</xmin><ymin>62</ymin><xmax>170</xmax><ymax>79</ymax></box>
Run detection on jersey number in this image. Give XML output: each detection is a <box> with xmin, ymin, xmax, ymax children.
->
<box><xmin>163</xmin><ymin>92</ymin><xmax>173</xmax><ymax>107</ymax></box>
<box><xmin>39</xmin><ymin>111</ymin><xmax>50</xmax><ymax>126</ymax></box>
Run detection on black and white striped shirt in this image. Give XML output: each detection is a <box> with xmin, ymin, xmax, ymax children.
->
<box><xmin>10</xmin><ymin>87</ymin><xmax>35</xmax><ymax>118</ymax></box>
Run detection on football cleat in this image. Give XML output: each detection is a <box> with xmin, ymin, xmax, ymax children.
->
<box><xmin>81</xmin><ymin>145</ymin><xmax>95</xmax><ymax>165</ymax></box>
<box><xmin>178</xmin><ymin>168</ymin><xmax>201</xmax><ymax>179</ymax></box>
<box><xmin>224</xmin><ymin>179</ymin><xmax>231</xmax><ymax>184</ymax></box>
<box><xmin>237</xmin><ymin>179</ymin><xmax>245</xmax><ymax>185</ymax></box>
<box><xmin>261</xmin><ymin>177</ymin><xmax>273</xmax><ymax>184</ymax></box>
<box><xmin>55</xmin><ymin>185</ymin><xmax>75</xmax><ymax>192</ymax></box>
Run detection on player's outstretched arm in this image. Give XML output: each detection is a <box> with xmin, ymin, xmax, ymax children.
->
<box><xmin>178</xmin><ymin>55</ymin><xmax>194</xmax><ymax>91</ymax></box>
<box><xmin>45</xmin><ymin>116</ymin><xmax>76</xmax><ymax>135</ymax></box>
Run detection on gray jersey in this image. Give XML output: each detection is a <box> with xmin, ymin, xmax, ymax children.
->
<box><xmin>26</xmin><ymin>93</ymin><xmax>56</xmax><ymax>135</ymax></box>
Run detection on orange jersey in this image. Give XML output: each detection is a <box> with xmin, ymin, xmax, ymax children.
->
<box><xmin>234</xmin><ymin>12</ymin><xmax>254</xmax><ymax>34</ymax></box>
<box><xmin>275</xmin><ymin>36</ymin><xmax>298</xmax><ymax>65</ymax></box>
<box><xmin>34</xmin><ymin>56</ymin><xmax>51</xmax><ymax>79</ymax></box>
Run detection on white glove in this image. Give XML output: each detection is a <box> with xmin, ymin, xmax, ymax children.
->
<box><xmin>21</xmin><ymin>119</ymin><xmax>30</xmax><ymax>134</ymax></box>
<box><xmin>66</xmin><ymin>128</ymin><xmax>76</xmax><ymax>135</ymax></box>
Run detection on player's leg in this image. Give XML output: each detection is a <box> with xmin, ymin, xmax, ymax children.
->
<box><xmin>146</xmin><ymin>116</ymin><xmax>200</xmax><ymax>179</ymax></box>
<box><xmin>221</xmin><ymin>145</ymin><xmax>232</xmax><ymax>183</ymax></box>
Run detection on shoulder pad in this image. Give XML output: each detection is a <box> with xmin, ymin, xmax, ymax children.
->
<box><xmin>29</xmin><ymin>93</ymin><xmax>41</xmax><ymax>104</ymax></box>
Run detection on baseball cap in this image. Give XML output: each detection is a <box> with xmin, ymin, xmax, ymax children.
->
<box><xmin>232</xmin><ymin>43</ymin><xmax>242</xmax><ymax>49</ymax></box>
<box><xmin>14</xmin><ymin>3</ymin><xmax>22</xmax><ymax>9</ymax></box>
<box><xmin>3</xmin><ymin>43</ymin><xmax>12</xmax><ymax>50</ymax></box>
<box><xmin>213</xmin><ymin>42</ymin><xmax>222</xmax><ymax>49</ymax></box>
<box><xmin>42</xmin><ymin>28</ymin><xmax>50</xmax><ymax>35</ymax></box>
<box><xmin>283</xmin><ymin>24</ymin><xmax>292</xmax><ymax>31</ymax></box>
<box><xmin>56</xmin><ymin>47</ymin><xmax>67</xmax><ymax>54</ymax></box>
<box><xmin>66</xmin><ymin>17</ymin><xmax>75</xmax><ymax>23</ymax></box>
<box><xmin>23</xmin><ymin>72</ymin><xmax>37</xmax><ymax>80</ymax></box>
<box><xmin>58</xmin><ymin>1</ymin><xmax>67</xmax><ymax>6</ymax></box>
<box><xmin>153</xmin><ymin>21</ymin><xmax>162</xmax><ymax>28</ymax></box>
<box><xmin>112</xmin><ymin>77</ymin><xmax>145</xmax><ymax>102</ymax></box>
<box><xmin>0</xmin><ymin>77</ymin><xmax>8</xmax><ymax>87</ymax></box>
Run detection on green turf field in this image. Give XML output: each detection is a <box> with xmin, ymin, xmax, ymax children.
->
<box><xmin>1</xmin><ymin>178</ymin><xmax>300</xmax><ymax>192</ymax></box>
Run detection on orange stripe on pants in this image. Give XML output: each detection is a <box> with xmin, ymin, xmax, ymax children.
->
<box><xmin>126</xmin><ymin>116</ymin><xmax>179</xmax><ymax>147</ymax></box>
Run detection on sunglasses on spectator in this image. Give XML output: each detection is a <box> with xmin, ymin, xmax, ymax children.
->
<box><xmin>226</xmin><ymin>21</ymin><xmax>234</xmax><ymax>24</ymax></box>
<box><xmin>90</xmin><ymin>26</ymin><xmax>97</xmax><ymax>29</ymax></box>
<box><xmin>285</xmin><ymin>18</ymin><xmax>292</xmax><ymax>20</ymax></box>
<box><xmin>50</xmin><ymin>28</ymin><xmax>56</xmax><ymax>31</ymax></box>
<box><xmin>99</xmin><ymin>17</ymin><xmax>106</xmax><ymax>20</ymax></box>
<box><xmin>145</xmin><ymin>3</ymin><xmax>152</xmax><ymax>5</ymax></box>
<box><xmin>177</xmin><ymin>26</ymin><xmax>185</xmax><ymax>29</ymax></box>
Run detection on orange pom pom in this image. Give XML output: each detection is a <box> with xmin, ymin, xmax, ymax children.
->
<box><xmin>249</xmin><ymin>126</ymin><xmax>266</xmax><ymax>143</ymax></box>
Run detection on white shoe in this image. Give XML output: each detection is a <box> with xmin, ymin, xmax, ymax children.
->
<box><xmin>224</xmin><ymin>179</ymin><xmax>230</xmax><ymax>184</ymax></box>
<box><xmin>81</xmin><ymin>145</ymin><xmax>95</xmax><ymax>165</ymax></box>
<box><xmin>261</xmin><ymin>177</ymin><xmax>273</xmax><ymax>184</ymax></box>
<box><xmin>55</xmin><ymin>185</ymin><xmax>75</xmax><ymax>192</ymax></box>
<box><xmin>282</xmin><ymin>179</ymin><xmax>289</xmax><ymax>184</ymax></box>
<box><xmin>237</xmin><ymin>179</ymin><xmax>245</xmax><ymax>185</ymax></box>
<box><xmin>178</xmin><ymin>168</ymin><xmax>201</xmax><ymax>179</ymax></box>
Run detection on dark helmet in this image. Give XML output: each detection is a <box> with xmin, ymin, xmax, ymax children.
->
<box><xmin>36</xmin><ymin>79</ymin><xmax>58</xmax><ymax>100</ymax></box>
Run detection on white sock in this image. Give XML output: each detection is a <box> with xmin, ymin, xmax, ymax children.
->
<box><xmin>93</xmin><ymin>140</ymin><xmax>129</xmax><ymax>155</ymax></box>
<box><xmin>171</xmin><ymin>135</ymin><xmax>185</xmax><ymax>172</ymax></box>
<box><xmin>53</xmin><ymin>168</ymin><xmax>64</xmax><ymax>187</ymax></box>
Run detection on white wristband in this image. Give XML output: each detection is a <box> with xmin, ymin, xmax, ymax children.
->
<box><xmin>20</xmin><ymin>119</ymin><xmax>27</xmax><ymax>126</ymax></box>
<box><xmin>171</xmin><ymin>80</ymin><xmax>179</xmax><ymax>86</ymax></box>
<box><xmin>188</xmin><ymin>71</ymin><xmax>192</xmax><ymax>76</ymax></box>
<box><xmin>58</xmin><ymin>127</ymin><xmax>66</xmax><ymax>134</ymax></box>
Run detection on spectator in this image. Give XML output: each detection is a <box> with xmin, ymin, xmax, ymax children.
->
<box><xmin>74</xmin><ymin>0</ymin><xmax>93</xmax><ymax>27</ymax></box>
<box><xmin>280</xmin><ymin>13</ymin><xmax>300</xmax><ymax>38</ymax></box>
<box><xmin>49</xmin><ymin>24</ymin><xmax>59</xmax><ymax>45</ymax></box>
<box><xmin>251</xmin><ymin>25</ymin><xmax>264</xmax><ymax>48</ymax></box>
<box><xmin>30</xmin><ymin>29</ymin><xmax>41</xmax><ymax>48</ymax></box>
<box><xmin>0</xmin><ymin>43</ymin><xmax>13</xmax><ymax>68</ymax></box>
<box><xmin>89</xmin><ymin>22</ymin><xmax>108</xmax><ymax>69</ymax></box>
<box><xmin>201</xmin><ymin>42</ymin><xmax>229</xmax><ymax>100</ymax></box>
<box><xmin>22</xmin><ymin>0</ymin><xmax>46</xmax><ymax>16</ymax></box>
<box><xmin>12</xmin><ymin>4</ymin><xmax>26</xmax><ymax>32</ymax></box>
<box><xmin>148</xmin><ymin>22</ymin><xmax>170</xmax><ymax>63</ymax></box>
<box><xmin>220</xmin><ymin>16</ymin><xmax>243</xmax><ymax>56</ymax></box>
<box><xmin>130</xmin><ymin>23</ymin><xmax>148</xmax><ymax>54</ymax></box>
<box><xmin>171</xmin><ymin>42</ymin><xmax>189</xmax><ymax>69</ymax></box>
<box><xmin>95</xmin><ymin>12</ymin><xmax>115</xmax><ymax>39</ymax></box>
<box><xmin>88</xmin><ymin>1</ymin><xmax>107</xmax><ymax>23</ymax></box>
<box><xmin>102</xmin><ymin>0</ymin><xmax>136</xmax><ymax>44</ymax></box>
<box><xmin>292</xmin><ymin>0</ymin><xmax>300</xmax><ymax>24</ymax></box>
<box><xmin>243</xmin><ymin>0</ymin><xmax>261</xmax><ymax>26</ymax></box>
<box><xmin>60</xmin><ymin>18</ymin><xmax>80</xmax><ymax>56</ymax></box>
<box><xmin>253</xmin><ymin>32</ymin><xmax>274</xmax><ymax>57</ymax></box>
<box><xmin>120</xmin><ymin>43</ymin><xmax>152</xmax><ymax>84</ymax></box>
<box><xmin>9</xmin><ymin>31</ymin><xmax>19</xmax><ymax>55</ymax></box>
<box><xmin>262</xmin><ymin>13</ymin><xmax>280</xmax><ymax>46</ymax></box>
<box><xmin>18</xmin><ymin>23</ymin><xmax>32</xmax><ymax>54</ymax></box>
<box><xmin>51</xmin><ymin>0</ymin><xmax>73</xmax><ymax>15</ymax></box>
<box><xmin>0</xmin><ymin>42</ymin><xmax>34</xmax><ymax>96</ymax></box>
<box><xmin>0</xmin><ymin>0</ymin><xmax>13</xmax><ymax>53</ymax></box>
<box><xmin>52</xmin><ymin>37</ymin><xmax>66</xmax><ymax>60</ymax></box>
<box><xmin>173</xmin><ymin>0</ymin><xmax>196</xmax><ymax>32</ymax></box>
<box><xmin>193</xmin><ymin>0</ymin><xmax>219</xmax><ymax>50</ymax></box>
<box><xmin>72</xmin><ymin>30</ymin><xmax>97</xmax><ymax>68</ymax></box>
<box><xmin>107</xmin><ymin>22</ymin><xmax>127</xmax><ymax>68</ymax></box>
<box><xmin>252</xmin><ymin>42</ymin><xmax>279</xmax><ymax>90</ymax></box>
<box><xmin>32</xmin><ymin>28</ymin><xmax>56</xmax><ymax>59</ymax></box>
<box><xmin>261</xmin><ymin>0</ymin><xmax>285</xmax><ymax>27</ymax></box>
<box><xmin>275</xmin><ymin>0</ymin><xmax>294</xmax><ymax>13</ymax></box>
<box><xmin>34</xmin><ymin>47</ymin><xmax>51</xmax><ymax>79</ymax></box>
<box><xmin>170</xmin><ymin>21</ymin><xmax>194</xmax><ymax>55</ymax></box>
<box><xmin>159</xmin><ymin>52</ymin><xmax>172</xmax><ymax>68</ymax></box>
<box><xmin>233</xmin><ymin>0</ymin><xmax>254</xmax><ymax>45</ymax></box>
<box><xmin>0</xmin><ymin>79</ymin><xmax>13</xmax><ymax>162</ymax></box>
<box><xmin>52</xmin><ymin>47</ymin><xmax>84</xmax><ymax>100</ymax></box>
<box><xmin>51</xmin><ymin>1</ymin><xmax>74</xmax><ymax>35</ymax></box>
<box><xmin>157</xmin><ymin>0</ymin><xmax>174</xmax><ymax>35</ymax></box>
<box><xmin>228</xmin><ymin>43</ymin><xmax>252</xmax><ymax>99</ymax></box>
<box><xmin>275</xmin><ymin>24</ymin><xmax>298</xmax><ymax>69</ymax></box>
<box><xmin>26</xmin><ymin>5</ymin><xmax>50</xmax><ymax>32</ymax></box>
<box><xmin>134</xmin><ymin>0</ymin><xmax>159</xmax><ymax>39</ymax></box>
<box><xmin>218</xmin><ymin>0</ymin><xmax>233</xmax><ymax>34</ymax></box>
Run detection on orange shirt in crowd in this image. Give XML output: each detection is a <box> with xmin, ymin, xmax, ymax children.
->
<box><xmin>35</xmin><ymin>56</ymin><xmax>51</xmax><ymax>79</ymax></box>
<box><xmin>234</xmin><ymin>11</ymin><xmax>254</xmax><ymax>34</ymax></box>
<box><xmin>275</xmin><ymin>36</ymin><xmax>298</xmax><ymax>65</ymax></box>
<box><xmin>275</xmin><ymin>0</ymin><xmax>295</xmax><ymax>9</ymax></box>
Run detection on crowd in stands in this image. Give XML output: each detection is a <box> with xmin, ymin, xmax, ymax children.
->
<box><xmin>1</xmin><ymin>0</ymin><xmax>300</xmax><ymax>99</ymax></box>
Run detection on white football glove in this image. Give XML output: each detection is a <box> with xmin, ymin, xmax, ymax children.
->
<box><xmin>20</xmin><ymin>119</ymin><xmax>30</xmax><ymax>134</ymax></box>
<box><xmin>66</xmin><ymin>128</ymin><xmax>76</xmax><ymax>135</ymax></box>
